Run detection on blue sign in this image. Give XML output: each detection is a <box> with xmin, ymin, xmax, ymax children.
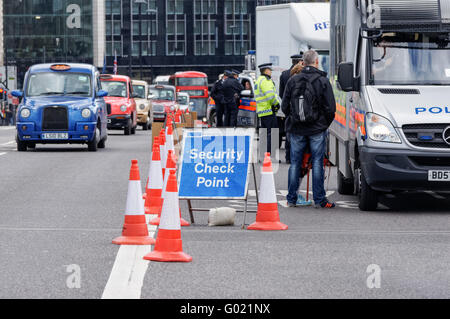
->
<box><xmin>178</xmin><ymin>129</ymin><xmax>255</xmax><ymax>199</ymax></box>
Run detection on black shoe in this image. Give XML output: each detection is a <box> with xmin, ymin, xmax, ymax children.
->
<box><xmin>315</xmin><ymin>201</ymin><xmax>336</xmax><ymax>209</ymax></box>
<box><xmin>286</xmin><ymin>160</ymin><xmax>291</xmax><ymax>164</ymax></box>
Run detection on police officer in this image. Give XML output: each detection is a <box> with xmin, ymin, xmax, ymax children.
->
<box><xmin>280</xmin><ymin>53</ymin><xmax>303</xmax><ymax>164</ymax></box>
<box><xmin>223</xmin><ymin>69</ymin><xmax>244</xmax><ymax>127</ymax></box>
<box><xmin>255</xmin><ymin>63</ymin><xmax>280</xmax><ymax>154</ymax></box>
<box><xmin>210</xmin><ymin>71</ymin><xmax>229</xmax><ymax>127</ymax></box>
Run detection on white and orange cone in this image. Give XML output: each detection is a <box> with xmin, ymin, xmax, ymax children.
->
<box><xmin>144</xmin><ymin>136</ymin><xmax>160</xmax><ymax>200</ymax></box>
<box><xmin>248</xmin><ymin>153</ymin><xmax>288</xmax><ymax>231</ymax></box>
<box><xmin>143</xmin><ymin>170</ymin><xmax>192</xmax><ymax>262</ymax></box>
<box><xmin>144</xmin><ymin>142</ymin><xmax>164</xmax><ymax>215</ymax></box>
<box><xmin>149</xmin><ymin>150</ymin><xmax>190</xmax><ymax>227</ymax></box>
<box><xmin>159</xmin><ymin>130</ymin><xmax>167</xmax><ymax>177</ymax></box>
<box><xmin>113</xmin><ymin>160</ymin><xmax>156</xmax><ymax>245</ymax></box>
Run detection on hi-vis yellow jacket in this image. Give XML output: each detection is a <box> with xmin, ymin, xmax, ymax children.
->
<box><xmin>254</xmin><ymin>75</ymin><xmax>280</xmax><ymax>118</ymax></box>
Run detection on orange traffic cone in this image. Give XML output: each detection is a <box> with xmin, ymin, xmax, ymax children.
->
<box><xmin>113</xmin><ymin>160</ymin><xmax>156</xmax><ymax>245</ymax></box>
<box><xmin>159</xmin><ymin>130</ymin><xmax>166</xmax><ymax>177</ymax></box>
<box><xmin>144</xmin><ymin>136</ymin><xmax>160</xmax><ymax>199</ymax></box>
<box><xmin>144</xmin><ymin>142</ymin><xmax>164</xmax><ymax>215</ymax></box>
<box><xmin>143</xmin><ymin>170</ymin><xmax>192</xmax><ymax>262</ymax></box>
<box><xmin>248</xmin><ymin>153</ymin><xmax>288</xmax><ymax>231</ymax></box>
<box><xmin>175</xmin><ymin>110</ymin><xmax>182</xmax><ymax>123</ymax></box>
<box><xmin>149</xmin><ymin>150</ymin><xmax>190</xmax><ymax>227</ymax></box>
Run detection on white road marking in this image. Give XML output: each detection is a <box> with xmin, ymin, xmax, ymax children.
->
<box><xmin>0</xmin><ymin>152</ymin><xmax>6</xmax><ymax>157</ymax></box>
<box><xmin>425</xmin><ymin>191</ymin><xmax>447</xmax><ymax>200</ymax></box>
<box><xmin>102</xmin><ymin>214</ymin><xmax>157</xmax><ymax>299</ymax></box>
<box><xmin>0</xmin><ymin>127</ymin><xmax>15</xmax><ymax>130</ymax></box>
<box><xmin>1</xmin><ymin>141</ymin><xmax>15</xmax><ymax>146</ymax></box>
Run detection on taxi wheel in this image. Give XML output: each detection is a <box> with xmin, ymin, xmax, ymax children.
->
<box><xmin>88</xmin><ymin>129</ymin><xmax>99</xmax><ymax>152</ymax></box>
<box><xmin>131</xmin><ymin>125</ymin><xmax>136</xmax><ymax>135</ymax></box>
<box><xmin>17</xmin><ymin>139</ymin><xmax>27</xmax><ymax>152</ymax></box>
<box><xmin>124</xmin><ymin>119</ymin><xmax>132</xmax><ymax>135</ymax></box>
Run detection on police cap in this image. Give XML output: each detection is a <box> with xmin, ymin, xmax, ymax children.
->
<box><xmin>290</xmin><ymin>53</ymin><xmax>303</xmax><ymax>60</ymax></box>
<box><xmin>258</xmin><ymin>63</ymin><xmax>273</xmax><ymax>70</ymax></box>
<box><xmin>224</xmin><ymin>70</ymin><xmax>233</xmax><ymax>77</ymax></box>
<box><xmin>231</xmin><ymin>69</ymin><xmax>241</xmax><ymax>76</ymax></box>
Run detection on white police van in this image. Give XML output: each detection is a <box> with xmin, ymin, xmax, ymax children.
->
<box><xmin>330</xmin><ymin>0</ymin><xmax>450</xmax><ymax>210</ymax></box>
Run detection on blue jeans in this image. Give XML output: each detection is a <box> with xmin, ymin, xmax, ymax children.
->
<box><xmin>287</xmin><ymin>132</ymin><xmax>327</xmax><ymax>205</ymax></box>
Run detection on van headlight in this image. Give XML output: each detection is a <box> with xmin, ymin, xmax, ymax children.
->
<box><xmin>366</xmin><ymin>113</ymin><xmax>401</xmax><ymax>144</ymax></box>
<box><xmin>81</xmin><ymin>109</ymin><xmax>92</xmax><ymax>118</ymax></box>
<box><xmin>120</xmin><ymin>105</ymin><xmax>128</xmax><ymax>112</ymax></box>
<box><xmin>20</xmin><ymin>108</ymin><xmax>31</xmax><ymax>119</ymax></box>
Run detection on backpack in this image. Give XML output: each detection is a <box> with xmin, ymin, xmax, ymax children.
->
<box><xmin>290</xmin><ymin>73</ymin><xmax>321</xmax><ymax>124</ymax></box>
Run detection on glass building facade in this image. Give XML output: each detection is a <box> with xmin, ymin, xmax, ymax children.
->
<box><xmin>2</xmin><ymin>0</ymin><xmax>105</xmax><ymax>88</ymax></box>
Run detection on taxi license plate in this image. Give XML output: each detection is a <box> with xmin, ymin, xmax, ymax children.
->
<box><xmin>428</xmin><ymin>170</ymin><xmax>450</xmax><ymax>181</ymax></box>
<box><xmin>42</xmin><ymin>133</ymin><xmax>68</xmax><ymax>140</ymax></box>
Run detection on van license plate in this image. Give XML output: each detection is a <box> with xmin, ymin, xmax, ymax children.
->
<box><xmin>42</xmin><ymin>133</ymin><xmax>68</xmax><ymax>140</ymax></box>
<box><xmin>428</xmin><ymin>170</ymin><xmax>450</xmax><ymax>181</ymax></box>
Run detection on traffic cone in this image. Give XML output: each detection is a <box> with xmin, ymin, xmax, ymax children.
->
<box><xmin>175</xmin><ymin>110</ymin><xmax>182</xmax><ymax>123</ymax></box>
<box><xmin>144</xmin><ymin>142</ymin><xmax>164</xmax><ymax>215</ymax></box>
<box><xmin>143</xmin><ymin>170</ymin><xmax>192</xmax><ymax>262</ymax></box>
<box><xmin>248</xmin><ymin>153</ymin><xmax>288</xmax><ymax>231</ymax></box>
<box><xmin>144</xmin><ymin>136</ymin><xmax>160</xmax><ymax>199</ymax></box>
<box><xmin>113</xmin><ymin>160</ymin><xmax>156</xmax><ymax>245</ymax></box>
<box><xmin>149</xmin><ymin>150</ymin><xmax>190</xmax><ymax>227</ymax></box>
<box><xmin>159</xmin><ymin>130</ymin><xmax>166</xmax><ymax>177</ymax></box>
<box><xmin>165</xmin><ymin>122</ymin><xmax>175</xmax><ymax>160</ymax></box>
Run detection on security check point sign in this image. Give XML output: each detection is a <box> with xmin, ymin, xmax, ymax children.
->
<box><xmin>179</xmin><ymin>128</ymin><xmax>255</xmax><ymax>199</ymax></box>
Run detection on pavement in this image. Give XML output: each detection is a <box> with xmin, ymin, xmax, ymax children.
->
<box><xmin>0</xmin><ymin>126</ymin><xmax>449</xmax><ymax>299</ymax></box>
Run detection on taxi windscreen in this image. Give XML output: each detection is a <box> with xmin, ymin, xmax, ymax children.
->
<box><xmin>132</xmin><ymin>85</ymin><xmax>146</xmax><ymax>99</ymax></box>
<box><xmin>101</xmin><ymin>81</ymin><xmax>128</xmax><ymax>98</ymax></box>
<box><xmin>27</xmin><ymin>73</ymin><xmax>92</xmax><ymax>97</ymax></box>
<box><xmin>150</xmin><ymin>88</ymin><xmax>175</xmax><ymax>101</ymax></box>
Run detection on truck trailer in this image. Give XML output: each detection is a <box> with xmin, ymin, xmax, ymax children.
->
<box><xmin>256</xmin><ymin>2</ymin><xmax>331</xmax><ymax>90</ymax></box>
<box><xmin>330</xmin><ymin>0</ymin><xmax>450</xmax><ymax>210</ymax></box>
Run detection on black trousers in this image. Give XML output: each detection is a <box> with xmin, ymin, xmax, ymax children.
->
<box><xmin>260</xmin><ymin>113</ymin><xmax>278</xmax><ymax>154</ymax></box>
<box><xmin>224</xmin><ymin>103</ymin><xmax>238</xmax><ymax>127</ymax></box>
<box><xmin>215</xmin><ymin>102</ymin><xmax>225</xmax><ymax>127</ymax></box>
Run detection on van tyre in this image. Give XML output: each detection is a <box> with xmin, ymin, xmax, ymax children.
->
<box><xmin>337</xmin><ymin>170</ymin><xmax>354</xmax><ymax>195</ymax></box>
<box><xmin>358</xmin><ymin>168</ymin><xmax>378</xmax><ymax>211</ymax></box>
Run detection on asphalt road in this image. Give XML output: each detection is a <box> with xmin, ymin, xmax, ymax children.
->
<box><xmin>0</xmin><ymin>126</ymin><xmax>449</xmax><ymax>299</ymax></box>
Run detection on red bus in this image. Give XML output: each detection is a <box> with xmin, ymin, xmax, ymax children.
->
<box><xmin>169</xmin><ymin>71</ymin><xmax>208</xmax><ymax>119</ymax></box>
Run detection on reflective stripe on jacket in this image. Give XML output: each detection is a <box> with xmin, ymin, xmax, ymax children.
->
<box><xmin>255</xmin><ymin>75</ymin><xmax>279</xmax><ymax>118</ymax></box>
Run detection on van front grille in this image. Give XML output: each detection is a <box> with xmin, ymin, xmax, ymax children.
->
<box><xmin>402</xmin><ymin>124</ymin><xmax>450</xmax><ymax>149</ymax></box>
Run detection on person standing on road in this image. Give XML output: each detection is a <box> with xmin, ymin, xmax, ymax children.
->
<box><xmin>210</xmin><ymin>71</ymin><xmax>228</xmax><ymax>127</ymax></box>
<box><xmin>282</xmin><ymin>50</ymin><xmax>336</xmax><ymax>209</ymax></box>
<box><xmin>280</xmin><ymin>53</ymin><xmax>304</xmax><ymax>164</ymax></box>
<box><xmin>222</xmin><ymin>70</ymin><xmax>244</xmax><ymax>127</ymax></box>
<box><xmin>255</xmin><ymin>63</ymin><xmax>280</xmax><ymax>154</ymax></box>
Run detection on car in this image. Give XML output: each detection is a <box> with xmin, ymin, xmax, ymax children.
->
<box><xmin>13</xmin><ymin>63</ymin><xmax>110</xmax><ymax>152</ymax></box>
<box><xmin>176</xmin><ymin>92</ymin><xmax>192</xmax><ymax>112</ymax></box>
<box><xmin>132</xmin><ymin>79</ymin><xmax>153</xmax><ymax>131</ymax></box>
<box><xmin>149</xmin><ymin>84</ymin><xmax>177</xmax><ymax>122</ymax></box>
<box><xmin>100</xmin><ymin>74</ymin><xmax>138</xmax><ymax>135</ymax></box>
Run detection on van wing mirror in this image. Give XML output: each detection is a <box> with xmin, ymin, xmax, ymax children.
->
<box><xmin>97</xmin><ymin>90</ymin><xmax>108</xmax><ymax>98</ymax></box>
<box><xmin>106</xmin><ymin>103</ymin><xmax>112</xmax><ymax>115</ymax></box>
<box><xmin>337</xmin><ymin>62</ymin><xmax>360</xmax><ymax>92</ymax></box>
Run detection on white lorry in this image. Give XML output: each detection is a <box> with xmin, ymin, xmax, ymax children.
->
<box><xmin>255</xmin><ymin>2</ymin><xmax>331</xmax><ymax>90</ymax></box>
<box><xmin>330</xmin><ymin>0</ymin><xmax>450</xmax><ymax>210</ymax></box>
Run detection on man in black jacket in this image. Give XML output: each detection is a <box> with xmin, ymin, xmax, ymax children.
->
<box><xmin>279</xmin><ymin>53</ymin><xmax>303</xmax><ymax>164</ymax></box>
<box><xmin>282</xmin><ymin>50</ymin><xmax>336</xmax><ymax>209</ymax></box>
<box><xmin>222</xmin><ymin>70</ymin><xmax>244</xmax><ymax>127</ymax></box>
<box><xmin>210</xmin><ymin>71</ymin><xmax>229</xmax><ymax>127</ymax></box>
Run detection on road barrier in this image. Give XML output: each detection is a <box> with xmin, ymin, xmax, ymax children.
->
<box><xmin>112</xmin><ymin>160</ymin><xmax>156</xmax><ymax>245</ymax></box>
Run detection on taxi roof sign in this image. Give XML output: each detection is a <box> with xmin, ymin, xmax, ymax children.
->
<box><xmin>50</xmin><ymin>64</ymin><xmax>71</xmax><ymax>71</ymax></box>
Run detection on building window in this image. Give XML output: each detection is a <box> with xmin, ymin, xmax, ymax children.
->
<box><xmin>167</xmin><ymin>41</ymin><xmax>185</xmax><ymax>56</ymax></box>
<box><xmin>167</xmin><ymin>0</ymin><xmax>184</xmax><ymax>14</ymax></box>
<box><xmin>167</xmin><ymin>20</ymin><xmax>185</xmax><ymax>35</ymax></box>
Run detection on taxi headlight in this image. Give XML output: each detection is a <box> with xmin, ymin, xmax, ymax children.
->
<box><xmin>120</xmin><ymin>105</ymin><xmax>128</xmax><ymax>112</ymax></box>
<box><xmin>20</xmin><ymin>108</ymin><xmax>31</xmax><ymax>119</ymax></box>
<box><xmin>139</xmin><ymin>104</ymin><xmax>146</xmax><ymax>111</ymax></box>
<box><xmin>81</xmin><ymin>108</ymin><xmax>92</xmax><ymax>118</ymax></box>
<box><xmin>366</xmin><ymin>113</ymin><xmax>401</xmax><ymax>144</ymax></box>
